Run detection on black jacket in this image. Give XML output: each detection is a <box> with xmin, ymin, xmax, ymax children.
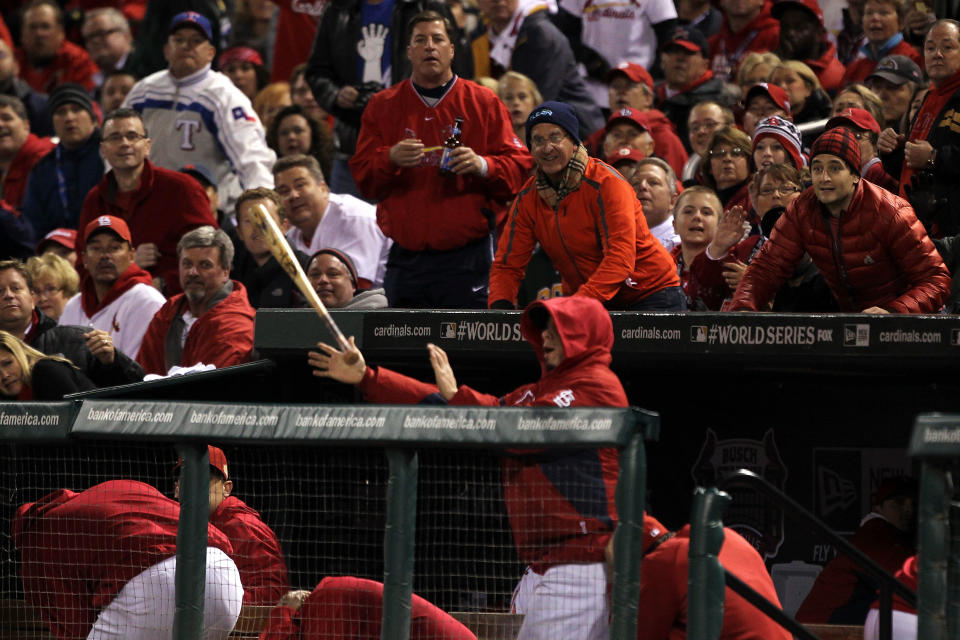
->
<box><xmin>508</xmin><ymin>10</ymin><xmax>603</xmax><ymax>135</ymax></box>
<box><xmin>305</xmin><ymin>0</ymin><xmax>473</xmax><ymax>156</ymax></box>
<box><xmin>657</xmin><ymin>75</ymin><xmax>730</xmax><ymax>152</ymax></box>
<box><xmin>29</xmin><ymin>311</ymin><xmax>145</xmax><ymax>389</ymax></box>
<box><xmin>231</xmin><ymin>243</ymin><xmax>309</xmax><ymax>309</ymax></box>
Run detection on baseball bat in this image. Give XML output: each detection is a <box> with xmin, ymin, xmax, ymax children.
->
<box><xmin>251</xmin><ymin>203</ymin><xmax>359</xmax><ymax>364</ymax></box>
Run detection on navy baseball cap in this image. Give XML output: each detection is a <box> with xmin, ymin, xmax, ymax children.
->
<box><xmin>180</xmin><ymin>163</ymin><xmax>218</xmax><ymax>189</ymax></box>
<box><xmin>169</xmin><ymin>11</ymin><xmax>213</xmax><ymax>42</ymax></box>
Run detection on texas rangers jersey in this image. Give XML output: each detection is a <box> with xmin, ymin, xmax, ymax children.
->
<box><xmin>123</xmin><ymin>64</ymin><xmax>276</xmax><ymax>209</ymax></box>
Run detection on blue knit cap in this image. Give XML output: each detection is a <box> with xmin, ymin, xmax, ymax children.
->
<box><xmin>525</xmin><ymin>101</ymin><xmax>580</xmax><ymax>149</ymax></box>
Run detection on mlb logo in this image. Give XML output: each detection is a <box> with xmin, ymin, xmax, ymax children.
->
<box><xmin>951</xmin><ymin>329</ymin><xmax>960</xmax><ymax>346</ymax></box>
<box><xmin>440</xmin><ymin>323</ymin><xmax>457</xmax><ymax>339</ymax></box>
<box><xmin>97</xmin><ymin>215</ymin><xmax>111</xmax><ymax>226</ymax></box>
<box><xmin>691</xmin><ymin>326</ymin><xmax>707</xmax><ymax>343</ymax></box>
<box><xmin>843</xmin><ymin>324</ymin><xmax>870</xmax><ymax>347</ymax></box>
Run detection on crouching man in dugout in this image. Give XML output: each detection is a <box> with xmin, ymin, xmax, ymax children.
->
<box><xmin>12</xmin><ymin>479</ymin><xmax>242</xmax><ymax>639</ymax></box>
<box><xmin>174</xmin><ymin>445</ymin><xmax>290</xmax><ymax>606</ymax></box>
<box><xmin>308</xmin><ymin>296</ymin><xmax>623</xmax><ymax>640</ymax></box>
<box><xmin>259</xmin><ymin>577</ymin><xmax>476</xmax><ymax>639</ymax></box>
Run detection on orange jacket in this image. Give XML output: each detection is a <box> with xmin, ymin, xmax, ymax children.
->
<box><xmin>489</xmin><ymin>157</ymin><xmax>679</xmax><ymax>308</ymax></box>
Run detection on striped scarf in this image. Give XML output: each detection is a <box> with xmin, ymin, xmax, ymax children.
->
<box><xmin>536</xmin><ymin>144</ymin><xmax>589</xmax><ymax>209</ymax></box>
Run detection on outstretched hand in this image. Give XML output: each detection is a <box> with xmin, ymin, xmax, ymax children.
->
<box><xmin>307</xmin><ymin>336</ymin><xmax>366</xmax><ymax>384</ymax></box>
<box><xmin>708</xmin><ymin>206</ymin><xmax>747</xmax><ymax>258</ymax></box>
<box><xmin>278</xmin><ymin>589</ymin><xmax>312</xmax><ymax>611</ymax></box>
<box><xmin>427</xmin><ymin>343</ymin><xmax>457</xmax><ymax>401</ymax></box>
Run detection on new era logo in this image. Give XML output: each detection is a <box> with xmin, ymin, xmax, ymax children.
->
<box><xmin>844</xmin><ymin>324</ymin><xmax>870</xmax><ymax>347</ymax></box>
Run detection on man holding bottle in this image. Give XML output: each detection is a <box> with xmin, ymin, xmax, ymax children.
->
<box><xmin>351</xmin><ymin>10</ymin><xmax>533</xmax><ymax>309</ymax></box>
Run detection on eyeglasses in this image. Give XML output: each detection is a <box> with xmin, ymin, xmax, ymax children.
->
<box><xmin>33</xmin><ymin>285</ymin><xmax>62</xmax><ymax>298</ymax></box>
<box><xmin>757</xmin><ymin>184</ymin><xmax>801</xmax><ymax>197</ymax></box>
<box><xmin>84</xmin><ymin>27</ymin><xmax>122</xmax><ymax>42</ymax></box>
<box><xmin>530</xmin><ymin>132</ymin><xmax>568</xmax><ymax>149</ymax></box>
<box><xmin>689</xmin><ymin>120</ymin><xmax>722</xmax><ymax>133</ymax></box>
<box><xmin>709</xmin><ymin>147</ymin><xmax>747</xmax><ymax>159</ymax></box>
<box><xmin>103</xmin><ymin>132</ymin><xmax>147</xmax><ymax>144</ymax></box>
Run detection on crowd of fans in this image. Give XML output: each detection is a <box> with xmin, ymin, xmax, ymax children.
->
<box><xmin>0</xmin><ymin>1</ymin><xmax>952</xmax><ymax>634</ymax></box>
<box><xmin>0</xmin><ymin>0</ymin><xmax>953</xmax><ymax>393</ymax></box>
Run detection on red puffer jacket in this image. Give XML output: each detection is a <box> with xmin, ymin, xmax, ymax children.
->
<box><xmin>732</xmin><ymin>180</ymin><xmax>950</xmax><ymax>313</ymax></box>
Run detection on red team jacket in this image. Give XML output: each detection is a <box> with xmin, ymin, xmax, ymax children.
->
<box><xmin>3</xmin><ymin>133</ymin><xmax>54</xmax><ymax>209</ymax></box>
<box><xmin>259</xmin><ymin>576</ymin><xmax>476</xmax><ymax>640</ymax></box>
<box><xmin>211</xmin><ymin>496</ymin><xmax>290</xmax><ymax>605</ymax></box>
<box><xmin>672</xmin><ymin>236</ymin><xmax>763</xmax><ymax>311</ymax></box>
<box><xmin>12</xmin><ymin>480</ymin><xmax>233</xmax><ymax>640</ymax></box>
<box><xmin>636</xmin><ymin>518</ymin><xmax>791</xmax><ymax>640</ymax></box>
<box><xmin>357</xmin><ymin>297</ymin><xmax>624</xmax><ymax>571</ymax></box>
<box><xmin>77</xmin><ymin>160</ymin><xmax>218</xmax><ymax>295</ymax></box>
<box><xmin>350</xmin><ymin>77</ymin><xmax>533</xmax><ymax>251</ymax></box>
<box><xmin>136</xmin><ymin>280</ymin><xmax>256</xmax><ymax>375</ymax></box>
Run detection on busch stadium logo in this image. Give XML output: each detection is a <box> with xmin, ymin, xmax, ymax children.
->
<box><xmin>439</xmin><ymin>321</ymin><xmax>523</xmax><ymax>342</ymax></box>
<box><xmin>692</xmin><ymin>429</ymin><xmax>787</xmax><ymax>559</ymax></box>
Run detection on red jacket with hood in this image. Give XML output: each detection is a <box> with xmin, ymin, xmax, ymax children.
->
<box><xmin>731</xmin><ymin>180</ymin><xmax>950</xmax><ymax>313</ymax></box>
<box><xmin>708</xmin><ymin>2</ymin><xmax>781</xmax><ymax>80</ymax></box>
<box><xmin>636</xmin><ymin>518</ymin><xmax>792</xmax><ymax>640</ymax></box>
<box><xmin>3</xmin><ymin>133</ymin><xmax>54</xmax><ymax>208</ymax></box>
<box><xmin>12</xmin><ymin>480</ymin><xmax>233</xmax><ymax>640</ymax></box>
<box><xmin>357</xmin><ymin>297</ymin><xmax>624</xmax><ymax>571</ymax></box>
<box><xmin>136</xmin><ymin>280</ymin><xmax>256</xmax><ymax>375</ymax></box>
<box><xmin>584</xmin><ymin>109</ymin><xmax>689</xmax><ymax>177</ymax></box>
<box><xmin>211</xmin><ymin>496</ymin><xmax>289</xmax><ymax>606</ymax></box>
<box><xmin>804</xmin><ymin>41</ymin><xmax>845</xmax><ymax>93</ymax></box>
<box><xmin>77</xmin><ymin>160</ymin><xmax>217</xmax><ymax>295</ymax></box>
<box><xmin>259</xmin><ymin>576</ymin><xmax>476</xmax><ymax>640</ymax></box>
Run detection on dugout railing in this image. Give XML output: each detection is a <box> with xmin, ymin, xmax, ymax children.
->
<box><xmin>684</xmin><ymin>470</ymin><xmax>916</xmax><ymax>640</ymax></box>
<box><xmin>909</xmin><ymin>413</ymin><xmax>960</xmax><ymax>640</ymax></box>
<box><xmin>1</xmin><ymin>399</ymin><xmax>658</xmax><ymax>640</ymax></box>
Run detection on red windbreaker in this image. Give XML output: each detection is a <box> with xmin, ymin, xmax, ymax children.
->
<box><xmin>136</xmin><ymin>280</ymin><xmax>256</xmax><ymax>375</ymax></box>
<box><xmin>637</xmin><ymin>523</ymin><xmax>792</xmax><ymax>640</ymax></box>
<box><xmin>12</xmin><ymin>480</ymin><xmax>233</xmax><ymax>640</ymax></box>
<box><xmin>3</xmin><ymin>133</ymin><xmax>54</xmax><ymax>209</ymax></box>
<box><xmin>357</xmin><ymin>297</ymin><xmax>625</xmax><ymax>571</ymax></box>
<box><xmin>259</xmin><ymin>576</ymin><xmax>476</xmax><ymax>640</ymax></box>
<box><xmin>211</xmin><ymin>496</ymin><xmax>290</xmax><ymax>605</ymax></box>
<box><xmin>15</xmin><ymin>40</ymin><xmax>98</xmax><ymax>93</ymax></box>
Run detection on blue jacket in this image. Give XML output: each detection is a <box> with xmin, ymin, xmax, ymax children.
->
<box><xmin>21</xmin><ymin>129</ymin><xmax>103</xmax><ymax>240</ymax></box>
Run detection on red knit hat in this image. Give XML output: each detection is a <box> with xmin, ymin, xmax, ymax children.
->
<box><xmin>811</xmin><ymin>127</ymin><xmax>862</xmax><ymax>175</ymax></box>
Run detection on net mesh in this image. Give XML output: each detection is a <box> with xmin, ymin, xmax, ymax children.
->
<box><xmin>2</xmin><ymin>441</ymin><xmax>578</xmax><ymax>638</ymax></box>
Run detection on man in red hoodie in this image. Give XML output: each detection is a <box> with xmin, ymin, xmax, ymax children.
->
<box><xmin>772</xmin><ymin>0</ymin><xmax>845</xmax><ymax>92</ymax></box>
<box><xmin>137</xmin><ymin>225</ymin><xmax>255</xmax><ymax>375</ymax></box>
<box><xmin>59</xmin><ymin>215</ymin><xmax>166</xmax><ymax>361</ymax></box>
<box><xmin>259</xmin><ymin>577</ymin><xmax>476</xmax><ymax>640</ymax></box>
<box><xmin>174</xmin><ymin>445</ymin><xmax>290</xmax><ymax>606</ymax></box>
<box><xmin>0</xmin><ymin>95</ymin><xmax>53</xmax><ymax>208</ymax></box>
<box><xmin>708</xmin><ymin>0</ymin><xmax>780</xmax><ymax>83</ymax></box>
<box><xmin>12</xmin><ymin>479</ymin><xmax>241</xmax><ymax>640</ymax></box>
<box><xmin>309</xmin><ymin>295</ymin><xmax>624</xmax><ymax>640</ymax></box>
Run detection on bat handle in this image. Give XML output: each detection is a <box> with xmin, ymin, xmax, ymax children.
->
<box><xmin>325</xmin><ymin>318</ymin><xmax>360</xmax><ymax>365</ymax></box>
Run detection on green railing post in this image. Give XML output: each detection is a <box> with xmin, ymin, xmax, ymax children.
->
<box><xmin>688</xmin><ymin>487</ymin><xmax>731</xmax><ymax>640</ymax></box>
<box><xmin>610</xmin><ymin>428</ymin><xmax>646</xmax><ymax>638</ymax></box>
<box><xmin>918</xmin><ymin>461</ymin><xmax>950</xmax><ymax>640</ymax></box>
<box><xmin>382</xmin><ymin>448</ymin><xmax>418</xmax><ymax>640</ymax></box>
<box><xmin>174</xmin><ymin>443</ymin><xmax>209</xmax><ymax>640</ymax></box>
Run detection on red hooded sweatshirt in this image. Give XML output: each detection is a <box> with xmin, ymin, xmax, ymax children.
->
<box><xmin>259</xmin><ymin>576</ymin><xmax>477</xmax><ymax>640</ymax></box>
<box><xmin>12</xmin><ymin>480</ymin><xmax>233</xmax><ymax>640</ymax></box>
<box><xmin>357</xmin><ymin>296</ymin><xmax>625</xmax><ymax>571</ymax></box>
<box><xmin>78</xmin><ymin>262</ymin><xmax>154</xmax><ymax>317</ymax></box>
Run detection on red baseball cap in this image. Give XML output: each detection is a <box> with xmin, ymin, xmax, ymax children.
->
<box><xmin>826</xmin><ymin>108</ymin><xmax>881</xmax><ymax>134</ymax></box>
<box><xmin>604</xmin><ymin>62</ymin><xmax>654</xmax><ymax>91</ymax></box>
<box><xmin>642</xmin><ymin>514</ymin><xmax>672</xmax><ymax>554</ymax></box>
<box><xmin>771</xmin><ymin>0</ymin><xmax>824</xmax><ymax>25</ymax></box>
<box><xmin>606</xmin><ymin>147</ymin><xmax>647</xmax><ymax>166</ymax></box>
<box><xmin>606</xmin><ymin>107</ymin><xmax>651</xmax><ymax>133</ymax></box>
<box><xmin>36</xmin><ymin>228</ymin><xmax>77</xmax><ymax>254</ymax></box>
<box><xmin>661</xmin><ymin>26</ymin><xmax>710</xmax><ymax>57</ymax></box>
<box><xmin>746</xmin><ymin>83</ymin><xmax>792</xmax><ymax>115</ymax></box>
<box><xmin>84</xmin><ymin>215</ymin><xmax>133</xmax><ymax>244</ymax></box>
<box><xmin>174</xmin><ymin>445</ymin><xmax>229</xmax><ymax>480</ymax></box>
<box><xmin>218</xmin><ymin>46</ymin><xmax>264</xmax><ymax>69</ymax></box>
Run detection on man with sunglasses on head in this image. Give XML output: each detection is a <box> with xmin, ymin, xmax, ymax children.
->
<box><xmin>76</xmin><ymin>108</ymin><xmax>216</xmax><ymax>295</ymax></box>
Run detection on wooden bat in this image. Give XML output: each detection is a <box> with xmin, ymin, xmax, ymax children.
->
<box><xmin>250</xmin><ymin>203</ymin><xmax>359</xmax><ymax>364</ymax></box>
